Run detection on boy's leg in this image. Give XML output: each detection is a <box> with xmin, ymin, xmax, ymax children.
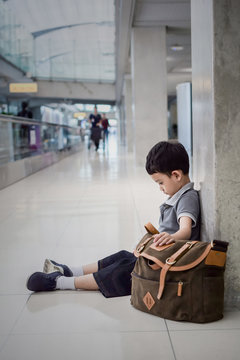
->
<box><xmin>53</xmin><ymin>263</ymin><xmax>99</xmax><ymax>290</ymax></box>
<box><xmin>44</xmin><ymin>250</ymin><xmax>129</xmax><ymax>277</ymax></box>
<box><xmin>43</xmin><ymin>260</ymin><xmax>98</xmax><ymax>277</ymax></box>
<box><xmin>74</xmin><ymin>274</ymin><xmax>99</xmax><ymax>290</ymax></box>
<box><xmin>59</xmin><ymin>251</ymin><xmax>135</xmax><ymax>292</ymax></box>
<box><xmin>83</xmin><ymin>263</ymin><xmax>98</xmax><ymax>275</ymax></box>
<box><xmin>28</xmin><ymin>251</ymin><xmax>135</xmax><ymax>294</ymax></box>
<box><xmin>27</xmin><ymin>271</ymin><xmax>99</xmax><ymax>292</ymax></box>
<box><xmin>92</xmin><ymin>250</ymin><xmax>136</xmax><ymax>298</ymax></box>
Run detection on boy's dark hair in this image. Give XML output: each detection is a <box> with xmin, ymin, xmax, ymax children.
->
<box><xmin>145</xmin><ymin>141</ymin><xmax>189</xmax><ymax>176</ymax></box>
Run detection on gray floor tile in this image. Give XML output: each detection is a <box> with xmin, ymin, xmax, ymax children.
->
<box><xmin>170</xmin><ymin>329</ymin><xmax>240</xmax><ymax>360</ymax></box>
<box><xmin>0</xmin><ymin>331</ymin><xmax>175</xmax><ymax>360</ymax></box>
<box><xmin>12</xmin><ymin>292</ymin><xmax>167</xmax><ymax>334</ymax></box>
<box><xmin>0</xmin><ymin>295</ymin><xmax>28</xmax><ymax>334</ymax></box>
<box><xmin>166</xmin><ymin>310</ymin><xmax>240</xmax><ymax>331</ymax></box>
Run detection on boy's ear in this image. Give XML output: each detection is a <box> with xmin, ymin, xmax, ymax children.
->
<box><xmin>171</xmin><ymin>170</ymin><xmax>182</xmax><ymax>181</ymax></box>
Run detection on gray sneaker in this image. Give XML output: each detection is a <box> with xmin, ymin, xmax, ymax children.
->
<box><xmin>27</xmin><ymin>271</ymin><xmax>62</xmax><ymax>292</ymax></box>
<box><xmin>43</xmin><ymin>259</ymin><xmax>73</xmax><ymax>277</ymax></box>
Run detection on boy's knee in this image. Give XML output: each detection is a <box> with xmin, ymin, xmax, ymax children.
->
<box><xmin>118</xmin><ymin>250</ymin><xmax>130</xmax><ymax>257</ymax></box>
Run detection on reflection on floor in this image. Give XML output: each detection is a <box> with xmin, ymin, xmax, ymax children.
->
<box><xmin>0</xmin><ymin>134</ymin><xmax>239</xmax><ymax>360</ymax></box>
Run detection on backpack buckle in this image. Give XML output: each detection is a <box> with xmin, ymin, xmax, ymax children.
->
<box><xmin>136</xmin><ymin>245</ymin><xmax>145</xmax><ymax>253</ymax></box>
<box><xmin>166</xmin><ymin>258</ymin><xmax>176</xmax><ymax>265</ymax></box>
<box><xmin>186</xmin><ymin>241</ymin><xmax>195</xmax><ymax>249</ymax></box>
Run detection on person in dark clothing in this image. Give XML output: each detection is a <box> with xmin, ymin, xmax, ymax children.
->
<box><xmin>88</xmin><ymin>106</ymin><xmax>102</xmax><ymax>151</ymax></box>
<box><xmin>17</xmin><ymin>101</ymin><xmax>33</xmax><ymax>150</ymax></box>
<box><xmin>101</xmin><ymin>113</ymin><xmax>110</xmax><ymax>148</ymax></box>
<box><xmin>18</xmin><ymin>101</ymin><xmax>33</xmax><ymax>118</ymax></box>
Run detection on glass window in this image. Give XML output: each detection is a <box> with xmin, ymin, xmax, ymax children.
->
<box><xmin>97</xmin><ymin>105</ymin><xmax>111</xmax><ymax>113</ymax></box>
<box><xmin>85</xmin><ymin>104</ymin><xmax>95</xmax><ymax>112</ymax></box>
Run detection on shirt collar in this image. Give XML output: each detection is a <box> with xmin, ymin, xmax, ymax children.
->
<box><xmin>164</xmin><ymin>182</ymin><xmax>194</xmax><ymax>207</ymax></box>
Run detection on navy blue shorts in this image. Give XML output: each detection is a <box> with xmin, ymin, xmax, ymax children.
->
<box><xmin>93</xmin><ymin>250</ymin><xmax>137</xmax><ymax>298</ymax></box>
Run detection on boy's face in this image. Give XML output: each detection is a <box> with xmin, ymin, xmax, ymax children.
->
<box><xmin>151</xmin><ymin>171</ymin><xmax>182</xmax><ymax>197</ymax></box>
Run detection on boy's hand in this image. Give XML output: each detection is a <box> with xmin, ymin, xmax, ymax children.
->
<box><xmin>153</xmin><ymin>232</ymin><xmax>175</xmax><ymax>247</ymax></box>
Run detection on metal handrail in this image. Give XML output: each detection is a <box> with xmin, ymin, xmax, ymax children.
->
<box><xmin>0</xmin><ymin>114</ymin><xmax>78</xmax><ymax>129</ymax></box>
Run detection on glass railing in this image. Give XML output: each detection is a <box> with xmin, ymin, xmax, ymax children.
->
<box><xmin>0</xmin><ymin>114</ymin><xmax>81</xmax><ymax>166</ymax></box>
<box><xmin>0</xmin><ymin>1</ymin><xmax>115</xmax><ymax>82</ymax></box>
<box><xmin>0</xmin><ymin>2</ymin><xmax>34</xmax><ymax>74</ymax></box>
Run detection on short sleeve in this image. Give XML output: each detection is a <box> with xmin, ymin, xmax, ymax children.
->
<box><xmin>176</xmin><ymin>190</ymin><xmax>200</xmax><ymax>228</ymax></box>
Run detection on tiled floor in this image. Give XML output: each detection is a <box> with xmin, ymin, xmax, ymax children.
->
<box><xmin>0</xmin><ymin>135</ymin><xmax>239</xmax><ymax>360</ymax></box>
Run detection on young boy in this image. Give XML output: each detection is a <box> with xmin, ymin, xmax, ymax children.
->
<box><xmin>27</xmin><ymin>141</ymin><xmax>200</xmax><ymax>297</ymax></box>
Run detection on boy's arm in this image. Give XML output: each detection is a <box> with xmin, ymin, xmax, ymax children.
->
<box><xmin>153</xmin><ymin>216</ymin><xmax>192</xmax><ymax>246</ymax></box>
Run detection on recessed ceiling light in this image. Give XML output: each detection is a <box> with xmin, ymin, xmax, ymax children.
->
<box><xmin>170</xmin><ymin>45</ymin><xmax>184</xmax><ymax>51</ymax></box>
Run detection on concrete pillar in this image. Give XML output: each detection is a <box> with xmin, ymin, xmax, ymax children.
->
<box><xmin>123</xmin><ymin>76</ymin><xmax>134</xmax><ymax>152</ymax></box>
<box><xmin>191</xmin><ymin>0</ymin><xmax>240</xmax><ymax>308</ymax></box>
<box><xmin>131</xmin><ymin>27</ymin><xmax>168</xmax><ymax>164</ymax></box>
<box><xmin>117</xmin><ymin>98</ymin><xmax>126</xmax><ymax>146</ymax></box>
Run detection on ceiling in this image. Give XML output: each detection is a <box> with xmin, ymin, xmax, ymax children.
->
<box><xmin>0</xmin><ymin>0</ymin><xmax>115</xmax><ymax>83</ymax></box>
<box><xmin>116</xmin><ymin>0</ymin><xmax>191</xmax><ymax>100</ymax></box>
<box><xmin>134</xmin><ymin>0</ymin><xmax>191</xmax><ymax>74</ymax></box>
<box><xmin>0</xmin><ymin>0</ymin><xmax>191</xmax><ymax>102</ymax></box>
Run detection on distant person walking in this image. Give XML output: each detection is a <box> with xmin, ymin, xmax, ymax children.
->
<box><xmin>101</xmin><ymin>113</ymin><xmax>110</xmax><ymax>149</ymax></box>
<box><xmin>17</xmin><ymin>101</ymin><xmax>33</xmax><ymax>149</ymax></box>
<box><xmin>18</xmin><ymin>101</ymin><xmax>33</xmax><ymax>118</ymax></box>
<box><xmin>88</xmin><ymin>106</ymin><xmax>102</xmax><ymax>151</ymax></box>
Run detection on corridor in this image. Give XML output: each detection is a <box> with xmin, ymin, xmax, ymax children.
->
<box><xmin>0</xmin><ymin>137</ymin><xmax>239</xmax><ymax>360</ymax></box>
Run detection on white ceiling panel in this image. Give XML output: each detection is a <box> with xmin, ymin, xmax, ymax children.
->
<box><xmin>133</xmin><ymin>0</ymin><xmax>190</xmax><ymax>27</ymax></box>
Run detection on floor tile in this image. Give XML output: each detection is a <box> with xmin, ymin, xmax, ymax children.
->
<box><xmin>12</xmin><ymin>200</ymin><xmax>80</xmax><ymax>218</ymax></box>
<box><xmin>0</xmin><ymin>335</ymin><xmax>8</xmax><ymax>352</ymax></box>
<box><xmin>0</xmin><ymin>295</ymin><xmax>28</xmax><ymax>334</ymax></box>
<box><xmin>12</xmin><ymin>292</ymin><xmax>167</xmax><ymax>334</ymax></box>
<box><xmin>0</xmin><ymin>262</ymin><xmax>53</xmax><ymax>295</ymax></box>
<box><xmin>0</xmin><ymin>331</ymin><xmax>174</xmax><ymax>360</ymax></box>
<box><xmin>0</xmin><ymin>209</ymin><xmax>13</xmax><ymax>224</ymax></box>
<box><xmin>0</xmin><ymin>215</ymin><xmax>70</xmax><ymax>250</ymax></box>
<box><xmin>166</xmin><ymin>310</ymin><xmax>240</xmax><ymax>331</ymax></box>
<box><xmin>170</xmin><ymin>329</ymin><xmax>240</xmax><ymax>360</ymax></box>
<box><xmin>57</xmin><ymin>212</ymin><xmax>141</xmax><ymax>249</ymax></box>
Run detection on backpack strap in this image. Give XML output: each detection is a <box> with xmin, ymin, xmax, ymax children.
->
<box><xmin>141</xmin><ymin>243</ymin><xmax>212</xmax><ymax>272</ymax></box>
<box><xmin>135</xmin><ymin>236</ymin><xmax>154</xmax><ymax>254</ymax></box>
<box><xmin>157</xmin><ymin>241</ymin><xmax>198</xmax><ymax>299</ymax></box>
<box><xmin>144</xmin><ymin>222</ymin><xmax>159</xmax><ymax>235</ymax></box>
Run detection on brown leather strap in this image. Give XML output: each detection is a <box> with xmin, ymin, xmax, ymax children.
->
<box><xmin>157</xmin><ymin>241</ymin><xmax>197</xmax><ymax>299</ymax></box>
<box><xmin>135</xmin><ymin>236</ymin><xmax>154</xmax><ymax>255</ymax></box>
<box><xmin>150</xmin><ymin>243</ymin><xmax>174</xmax><ymax>252</ymax></box>
<box><xmin>144</xmin><ymin>222</ymin><xmax>159</xmax><ymax>235</ymax></box>
<box><xmin>157</xmin><ymin>262</ymin><xmax>171</xmax><ymax>299</ymax></box>
<box><xmin>141</xmin><ymin>243</ymin><xmax>212</xmax><ymax>272</ymax></box>
<box><xmin>166</xmin><ymin>241</ymin><xmax>198</xmax><ymax>266</ymax></box>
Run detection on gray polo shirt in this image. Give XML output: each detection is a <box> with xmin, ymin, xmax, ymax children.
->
<box><xmin>158</xmin><ymin>182</ymin><xmax>200</xmax><ymax>240</ymax></box>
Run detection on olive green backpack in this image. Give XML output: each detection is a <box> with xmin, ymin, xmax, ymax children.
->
<box><xmin>131</xmin><ymin>223</ymin><xmax>229</xmax><ymax>323</ymax></box>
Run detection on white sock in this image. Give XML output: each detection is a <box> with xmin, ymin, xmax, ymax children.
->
<box><xmin>69</xmin><ymin>266</ymin><xmax>84</xmax><ymax>277</ymax></box>
<box><xmin>56</xmin><ymin>276</ymin><xmax>76</xmax><ymax>290</ymax></box>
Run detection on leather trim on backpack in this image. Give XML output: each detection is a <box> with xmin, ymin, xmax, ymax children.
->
<box><xmin>149</xmin><ymin>243</ymin><xmax>174</xmax><ymax>252</ymax></box>
<box><xmin>141</xmin><ymin>243</ymin><xmax>212</xmax><ymax>272</ymax></box>
<box><xmin>144</xmin><ymin>222</ymin><xmax>159</xmax><ymax>235</ymax></box>
<box><xmin>143</xmin><ymin>292</ymin><xmax>155</xmax><ymax>310</ymax></box>
<box><xmin>205</xmin><ymin>250</ymin><xmax>226</xmax><ymax>267</ymax></box>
